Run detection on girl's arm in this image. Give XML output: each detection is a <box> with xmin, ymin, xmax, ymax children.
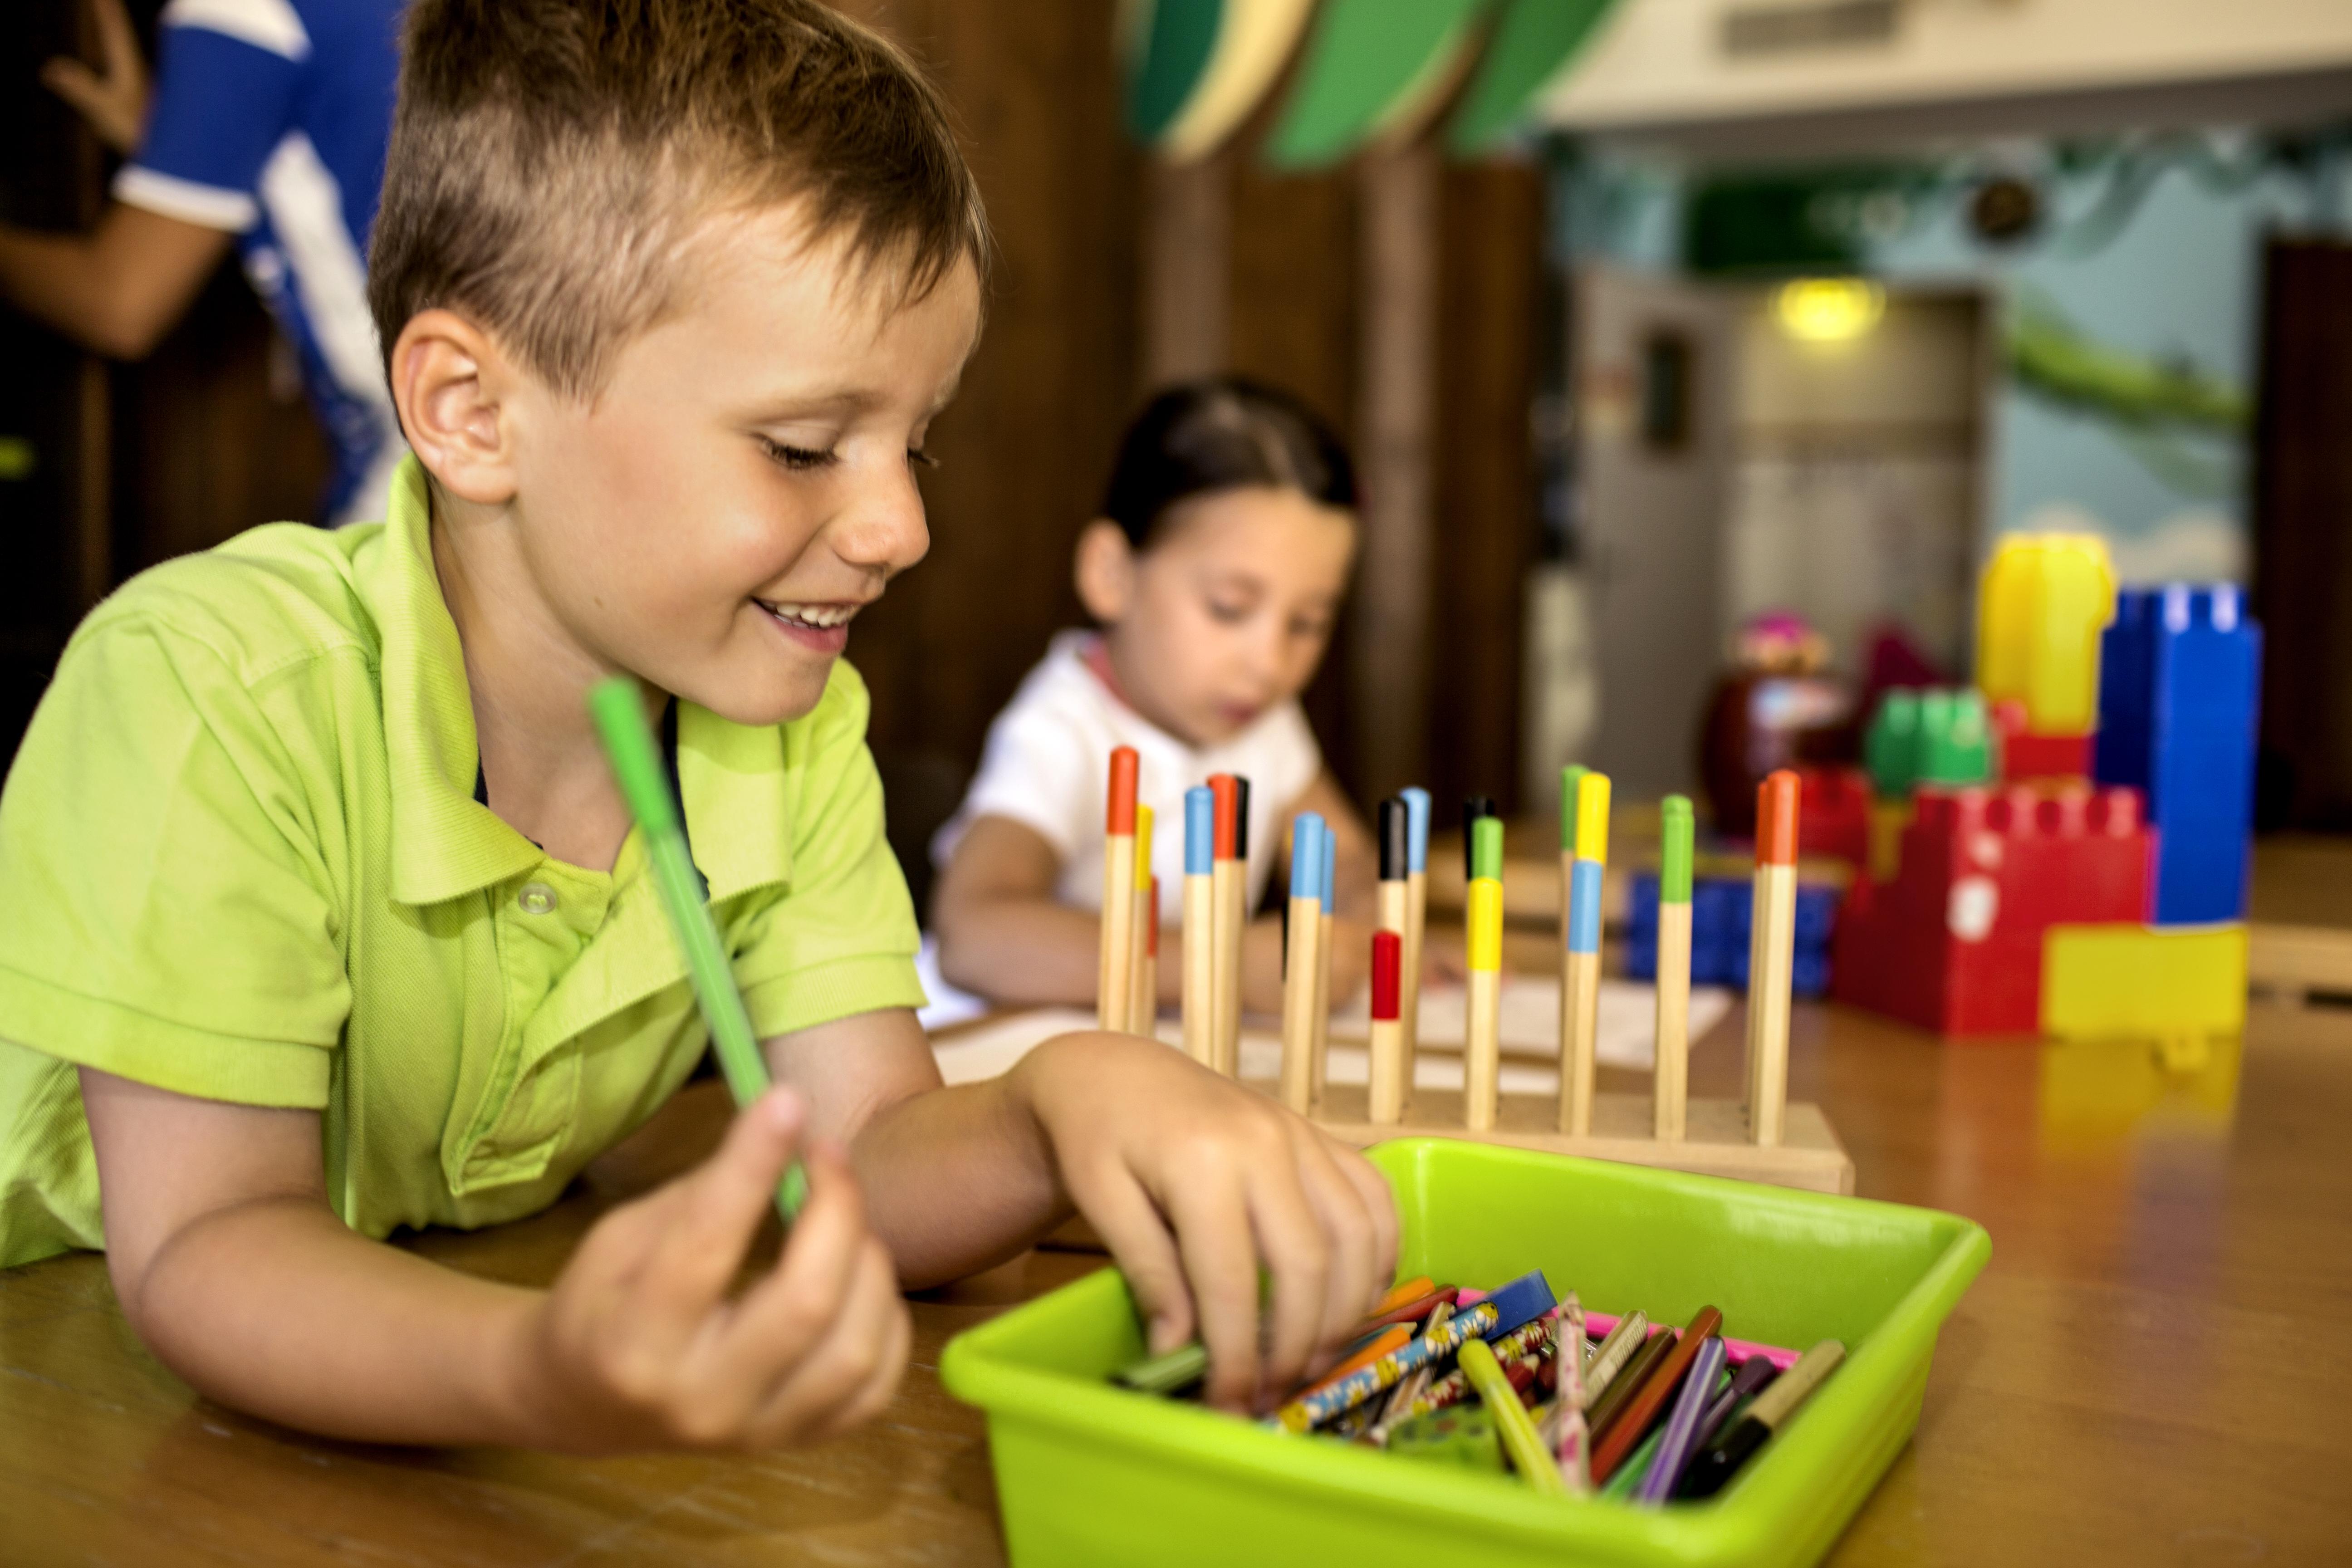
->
<box><xmin>930</xmin><ymin>813</ymin><xmax>1119</xmax><ymax>1008</ymax></box>
<box><xmin>77</xmin><ymin>1068</ymin><xmax>905</xmax><ymax>1451</ymax></box>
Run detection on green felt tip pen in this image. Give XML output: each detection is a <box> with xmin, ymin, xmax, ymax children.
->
<box><xmin>588</xmin><ymin>677</ymin><xmax>808</xmax><ymax>1222</ymax></box>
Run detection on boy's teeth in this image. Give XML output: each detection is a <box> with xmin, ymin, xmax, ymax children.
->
<box><xmin>766</xmin><ymin>602</ymin><xmax>853</xmax><ymax>628</ymax></box>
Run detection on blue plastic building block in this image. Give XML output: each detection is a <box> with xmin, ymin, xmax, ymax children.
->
<box><xmin>1628</xmin><ymin>873</ymin><xmax>1838</xmax><ymax>997</ymax></box>
<box><xmin>2092</xmin><ymin>585</ymin><xmax>2262</xmax><ymax>925</ymax></box>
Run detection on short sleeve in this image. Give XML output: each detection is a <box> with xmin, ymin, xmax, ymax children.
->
<box><xmin>732</xmin><ymin>668</ymin><xmax>926</xmax><ymax>1039</ymax></box>
<box><xmin>0</xmin><ymin>618</ymin><xmax>349</xmax><ymax>1107</ymax></box>
<box><xmin>113</xmin><ymin>5</ymin><xmax>308</xmax><ymax>231</ymax></box>
<box><xmin>933</xmin><ymin>692</ymin><xmax>1093</xmax><ymax>867</ymax></box>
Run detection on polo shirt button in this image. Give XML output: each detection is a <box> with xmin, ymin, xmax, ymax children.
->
<box><xmin>517</xmin><ymin>882</ymin><xmax>558</xmax><ymax>916</ymax></box>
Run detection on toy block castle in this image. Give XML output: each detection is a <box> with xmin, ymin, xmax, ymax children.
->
<box><xmin>1834</xmin><ymin>537</ymin><xmax>2260</xmax><ymax>1046</ymax></box>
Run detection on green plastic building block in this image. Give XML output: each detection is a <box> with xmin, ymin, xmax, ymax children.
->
<box><xmin>1866</xmin><ymin>688</ymin><xmax>1994</xmax><ymax>798</ymax></box>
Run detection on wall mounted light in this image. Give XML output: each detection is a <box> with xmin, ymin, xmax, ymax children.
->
<box><xmin>1776</xmin><ymin>277</ymin><xmax>1886</xmax><ymax>342</ymax></box>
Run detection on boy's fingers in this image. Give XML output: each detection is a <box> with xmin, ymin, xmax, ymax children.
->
<box><xmin>1161</xmin><ymin>1172</ymin><xmax>1261</xmax><ymax>1411</ymax></box>
<box><xmin>1293</xmin><ymin>1135</ymin><xmax>1381</xmax><ymax>1351</ymax></box>
<box><xmin>1071</xmin><ymin>1167</ymin><xmax>1194</xmax><ymax>1354</ymax></box>
<box><xmin>1240</xmin><ymin>1154</ymin><xmax>1333</xmax><ymax>1400</ymax></box>
<box><xmin>1325</xmin><ymin>1138</ymin><xmax>1402</xmax><ymax>1301</ymax></box>
<box><xmin>712</xmin><ymin>1138</ymin><xmax>871</xmax><ymax>1377</ymax></box>
<box><xmin>634</xmin><ymin>1087</ymin><xmax>806</xmax><ymax>1322</ymax></box>
<box><xmin>747</xmin><ymin>1238</ymin><xmax>909</xmax><ymax>1446</ymax></box>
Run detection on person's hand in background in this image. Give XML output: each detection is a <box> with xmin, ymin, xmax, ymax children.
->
<box><xmin>43</xmin><ymin>0</ymin><xmax>151</xmax><ymax>156</ymax></box>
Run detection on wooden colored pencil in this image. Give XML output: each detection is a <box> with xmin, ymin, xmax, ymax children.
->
<box><xmin>1181</xmin><ymin>787</ymin><xmax>1216</xmax><ymax>1065</ymax></box>
<box><xmin>1553</xmin><ymin>1294</ymin><xmax>1591</xmax><ymax>1493</ymax></box>
<box><xmin>1654</xmin><ymin>794</ymin><xmax>1695</xmax><ymax>1142</ymax></box>
<box><xmin>1676</xmin><ymin>1340</ymin><xmax>1844</xmax><ymax>1499</ymax></box>
<box><xmin>1586</xmin><ymin>1317</ymin><xmax>1673</xmax><ymax>1437</ymax></box>
<box><xmin>1554</xmin><ymin>764</ymin><xmax>1587</xmax><ymax>1130</ymax></box>
<box><xmin>1207</xmin><ymin>776</ymin><xmax>1243</xmax><ymax>1075</ymax></box>
<box><xmin>1748</xmin><ymin>770</ymin><xmax>1800</xmax><ymax>1147</ymax></box>
<box><xmin>1280</xmin><ymin>814</ymin><xmax>1325</xmax><ymax>1115</ymax></box>
<box><xmin>1127</xmin><ymin>804</ymin><xmax>1155</xmax><ymax>1035</ymax></box>
<box><xmin>1399</xmin><ymin>787</ymin><xmax>1430</xmax><ymax>1109</ymax></box>
<box><xmin>1559</xmin><ymin>770</ymin><xmax>1610</xmax><ymax>1135</ymax></box>
<box><xmin>1635</xmin><ymin>1334</ymin><xmax>1727</xmax><ymax>1504</ymax></box>
<box><xmin>1582</xmin><ymin>1310</ymin><xmax>1648</xmax><ymax>1409</ymax></box>
<box><xmin>1137</xmin><ymin>876</ymin><xmax>1160</xmax><ymax>1036</ymax></box>
<box><xmin>1591</xmin><ymin>1306</ymin><xmax>1723</xmax><ymax>1485</ymax></box>
<box><xmin>1460</xmin><ymin>1339</ymin><xmax>1567</xmax><ymax>1494</ymax></box>
<box><xmin>1367</xmin><ymin>929</ymin><xmax>1406</xmax><ymax>1123</ymax></box>
<box><xmin>1098</xmin><ymin>747</ymin><xmax>1138</xmax><ymax>1031</ymax></box>
<box><xmin>1310</xmin><ymin>831</ymin><xmax>1335</xmax><ymax>1105</ymax></box>
<box><xmin>1464</xmin><ymin>816</ymin><xmax>1504</xmax><ymax>1131</ymax></box>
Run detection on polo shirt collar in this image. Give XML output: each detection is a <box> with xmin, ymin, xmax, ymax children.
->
<box><xmin>367</xmin><ymin>458</ymin><xmax>795</xmax><ymax>908</ymax></box>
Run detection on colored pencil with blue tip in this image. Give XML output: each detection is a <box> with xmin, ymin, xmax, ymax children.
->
<box><xmin>1182</xmin><ymin>786</ymin><xmax>1216</xmax><ymax>1066</ymax></box>
<box><xmin>1280</xmin><ymin>814</ymin><xmax>1326</xmax><ymax>1114</ymax></box>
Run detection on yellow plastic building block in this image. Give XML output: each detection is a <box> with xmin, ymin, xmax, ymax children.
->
<box><xmin>1976</xmin><ymin>534</ymin><xmax>2116</xmax><ymax>735</ymax></box>
<box><xmin>2040</xmin><ymin>922</ymin><xmax>2248</xmax><ymax>1042</ymax></box>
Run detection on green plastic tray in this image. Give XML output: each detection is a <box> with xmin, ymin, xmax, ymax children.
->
<box><xmin>941</xmin><ymin>1138</ymin><xmax>1988</xmax><ymax>1568</ymax></box>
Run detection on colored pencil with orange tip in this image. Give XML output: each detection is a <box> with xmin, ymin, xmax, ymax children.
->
<box><xmin>1747</xmin><ymin>770</ymin><xmax>1800</xmax><ymax>1146</ymax></box>
<box><xmin>1098</xmin><ymin>747</ymin><xmax>1137</xmax><ymax>1031</ymax></box>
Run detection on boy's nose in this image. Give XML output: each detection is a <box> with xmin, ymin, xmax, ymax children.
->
<box><xmin>830</xmin><ymin>466</ymin><xmax>932</xmax><ymax>578</ymax></box>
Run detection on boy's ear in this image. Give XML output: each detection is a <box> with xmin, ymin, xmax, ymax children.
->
<box><xmin>1074</xmin><ymin>520</ymin><xmax>1137</xmax><ymax>624</ymax></box>
<box><xmin>387</xmin><ymin>308</ymin><xmax>521</xmax><ymax>507</ymax></box>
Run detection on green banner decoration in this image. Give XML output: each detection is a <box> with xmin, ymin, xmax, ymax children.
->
<box><xmin>2008</xmin><ymin>303</ymin><xmax>2248</xmax><ymax>434</ymax></box>
<box><xmin>1124</xmin><ymin>0</ymin><xmax>1225</xmax><ymax>144</ymax></box>
<box><xmin>1160</xmin><ymin>0</ymin><xmax>1319</xmax><ymax>161</ymax></box>
<box><xmin>1447</xmin><ymin>0</ymin><xmax>1620</xmax><ymax>155</ymax></box>
<box><xmin>1263</xmin><ymin>0</ymin><xmax>1489</xmax><ymax>170</ymax></box>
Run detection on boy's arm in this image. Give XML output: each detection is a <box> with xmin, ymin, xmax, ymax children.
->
<box><xmin>78</xmin><ymin>1068</ymin><xmax>906</xmax><ymax>1451</ymax></box>
<box><xmin>770</xmin><ymin>1008</ymin><xmax>1400</xmax><ymax>1412</ymax></box>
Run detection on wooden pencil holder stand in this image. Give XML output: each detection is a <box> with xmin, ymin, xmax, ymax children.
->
<box><xmin>1266</xmin><ymin>1079</ymin><xmax>1855</xmax><ymax>1197</ymax></box>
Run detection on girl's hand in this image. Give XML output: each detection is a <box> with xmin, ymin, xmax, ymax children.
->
<box><xmin>43</xmin><ymin>0</ymin><xmax>150</xmax><ymax>156</ymax></box>
<box><xmin>1009</xmin><ymin>1033</ymin><xmax>1400</xmax><ymax>1414</ymax></box>
<box><xmin>510</xmin><ymin>1088</ymin><xmax>909</xmax><ymax>1452</ymax></box>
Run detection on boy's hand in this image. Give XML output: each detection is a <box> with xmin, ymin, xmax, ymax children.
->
<box><xmin>1009</xmin><ymin>1033</ymin><xmax>1400</xmax><ymax>1414</ymax></box>
<box><xmin>510</xmin><ymin>1087</ymin><xmax>909</xmax><ymax>1452</ymax></box>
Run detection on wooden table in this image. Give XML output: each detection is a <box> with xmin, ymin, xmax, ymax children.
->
<box><xmin>8</xmin><ymin>997</ymin><xmax>2352</xmax><ymax>1561</ymax></box>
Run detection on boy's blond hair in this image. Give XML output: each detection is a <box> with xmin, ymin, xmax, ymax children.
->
<box><xmin>368</xmin><ymin>0</ymin><xmax>989</xmax><ymax>401</ymax></box>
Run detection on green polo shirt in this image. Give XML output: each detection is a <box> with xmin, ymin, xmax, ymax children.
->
<box><xmin>0</xmin><ymin>458</ymin><xmax>925</xmax><ymax>1269</ymax></box>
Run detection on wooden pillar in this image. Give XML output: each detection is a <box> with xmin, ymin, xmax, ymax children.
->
<box><xmin>1143</xmin><ymin>154</ymin><xmax>1230</xmax><ymax>388</ymax></box>
<box><xmin>1352</xmin><ymin>146</ymin><xmax>1440</xmax><ymax>804</ymax></box>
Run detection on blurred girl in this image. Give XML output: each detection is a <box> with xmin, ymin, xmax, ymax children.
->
<box><xmin>931</xmin><ymin>377</ymin><xmax>1376</xmax><ymax>1013</ymax></box>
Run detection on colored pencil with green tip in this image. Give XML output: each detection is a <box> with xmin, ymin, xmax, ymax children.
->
<box><xmin>1654</xmin><ymin>794</ymin><xmax>1696</xmax><ymax>1142</ymax></box>
<box><xmin>588</xmin><ymin>677</ymin><xmax>807</xmax><ymax>1222</ymax></box>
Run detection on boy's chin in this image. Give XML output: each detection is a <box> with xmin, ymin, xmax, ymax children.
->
<box><xmin>671</xmin><ymin>660</ymin><xmax>834</xmax><ymax>730</ymax></box>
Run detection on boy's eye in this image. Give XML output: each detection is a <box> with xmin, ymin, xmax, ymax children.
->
<box><xmin>758</xmin><ymin>435</ymin><xmax>838</xmax><ymax>471</ymax></box>
<box><xmin>908</xmin><ymin>447</ymin><xmax>940</xmax><ymax>470</ymax></box>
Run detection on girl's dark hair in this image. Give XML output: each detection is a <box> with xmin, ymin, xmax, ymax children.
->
<box><xmin>1100</xmin><ymin>377</ymin><xmax>1359</xmax><ymax>550</ymax></box>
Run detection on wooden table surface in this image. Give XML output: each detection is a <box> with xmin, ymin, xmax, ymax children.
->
<box><xmin>8</xmin><ymin>950</ymin><xmax>2352</xmax><ymax>1562</ymax></box>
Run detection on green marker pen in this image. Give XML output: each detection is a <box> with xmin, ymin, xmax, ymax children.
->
<box><xmin>588</xmin><ymin>677</ymin><xmax>808</xmax><ymax>1221</ymax></box>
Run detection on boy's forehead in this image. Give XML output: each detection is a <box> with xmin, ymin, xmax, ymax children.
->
<box><xmin>684</xmin><ymin>199</ymin><xmax>979</xmax><ymax>353</ymax></box>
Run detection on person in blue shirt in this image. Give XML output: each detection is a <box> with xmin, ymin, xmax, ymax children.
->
<box><xmin>0</xmin><ymin>0</ymin><xmax>405</xmax><ymax>524</ymax></box>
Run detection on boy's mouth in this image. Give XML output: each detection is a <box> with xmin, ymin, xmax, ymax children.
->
<box><xmin>755</xmin><ymin>598</ymin><xmax>864</xmax><ymax>653</ymax></box>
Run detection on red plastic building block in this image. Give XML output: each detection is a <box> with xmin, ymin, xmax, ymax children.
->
<box><xmin>1796</xmin><ymin>765</ymin><xmax>1872</xmax><ymax>869</ymax></box>
<box><xmin>1991</xmin><ymin>697</ymin><xmax>2092</xmax><ymax>780</ymax></box>
<box><xmin>1833</xmin><ymin>782</ymin><xmax>2151</xmax><ymax>1039</ymax></box>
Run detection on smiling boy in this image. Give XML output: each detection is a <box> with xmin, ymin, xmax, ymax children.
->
<box><xmin>0</xmin><ymin>0</ymin><xmax>1393</xmax><ymax>1449</ymax></box>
